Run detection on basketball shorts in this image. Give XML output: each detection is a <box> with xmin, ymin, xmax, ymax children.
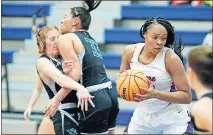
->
<box><xmin>107</xmin><ymin>86</ymin><xmax>120</xmax><ymax>130</ymax></box>
<box><xmin>78</xmin><ymin>87</ymin><xmax>119</xmax><ymax>134</ymax></box>
<box><xmin>128</xmin><ymin>103</ymin><xmax>194</xmax><ymax>134</ymax></box>
<box><xmin>51</xmin><ymin>108</ymin><xmax>80</xmax><ymax>135</ymax></box>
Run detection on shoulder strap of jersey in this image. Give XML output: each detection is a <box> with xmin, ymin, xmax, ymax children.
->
<box><xmin>131</xmin><ymin>43</ymin><xmax>144</xmax><ymax>63</ymax></box>
<box><xmin>201</xmin><ymin>92</ymin><xmax>213</xmax><ymax>99</ymax></box>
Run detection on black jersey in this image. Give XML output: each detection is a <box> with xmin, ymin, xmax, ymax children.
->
<box><xmin>38</xmin><ymin>54</ymin><xmax>78</xmax><ymax>104</ymax></box>
<box><xmin>201</xmin><ymin>92</ymin><xmax>213</xmax><ymax>99</ymax></box>
<box><xmin>192</xmin><ymin>91</ymin><xmax>212</xmax><ymax>132</ymax></box>
<box><xmin>73</xmin><ymin>31</ymin><xmax>110</xmax><ymax>87</ymax></box>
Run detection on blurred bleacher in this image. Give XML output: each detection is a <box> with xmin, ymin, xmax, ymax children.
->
<box><xmin>1</xmin><ymin>1</ymin><xmax>212</xmax><ymax>134</ymax></box>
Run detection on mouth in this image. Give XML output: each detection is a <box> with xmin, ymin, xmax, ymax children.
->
<box><xmin>153</xmin><ymin>48</ymin><xmax>161</xmax><ymax>53</ymax></box>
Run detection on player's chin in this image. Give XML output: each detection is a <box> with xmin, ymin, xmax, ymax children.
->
<box><xmin>152</xmin><ymin>48</ymin><xmax>162</xmax><ymax>55</ymax></box>
<box><xmin>60</xmin><ymin>28</ymin><xmax>65</xmax><ymax>35</ymax></box>
<box><xmin>54</xmin><ymin>49</ymin><xmax>59</xmax><ymax>55</ymax></box>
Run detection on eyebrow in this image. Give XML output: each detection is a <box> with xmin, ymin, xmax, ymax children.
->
<box><xmin>49</xmin><ymin>37</ymin><xmax>56</xmax><ymax>39</ymax></box>
<box><xmin>152</xmin><ymin>33</ymin><xmax>167</xmax><ymax>36</ymax></box>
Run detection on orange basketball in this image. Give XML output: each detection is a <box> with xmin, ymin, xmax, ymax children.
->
<box><xmin>116</xmin><ymin>69</ymin><xmax>149</xmax><ymax>101</ymax></box>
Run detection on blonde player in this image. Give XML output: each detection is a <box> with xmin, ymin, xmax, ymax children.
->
<box><xmin>25</xmin><ymin>26</ymin><xmax>94</xmax><ymax>135</ymax></box>
<box><xmin>24</xmin><ymin>61</ymin><xmax>74</xmax><ymax>134</ymax></box>
<box><xmin>186</xmin><ymin>46</ymin><xmax>212</xmax><ymax>133</ymax></box>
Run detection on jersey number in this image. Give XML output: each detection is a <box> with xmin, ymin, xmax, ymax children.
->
<box><xmin>84</xmin><ymin>38</ymin><xmax>103</xmax><ymax>59</ymax></box>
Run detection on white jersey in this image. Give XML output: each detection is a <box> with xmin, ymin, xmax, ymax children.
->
<box><xmin>130</xmin><ymin>43</ymin><xmax>188</xmax><ymax>113</ymax></box>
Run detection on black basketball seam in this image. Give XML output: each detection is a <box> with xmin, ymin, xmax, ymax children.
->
<box><xmin>128</xmin><ymin>70</ymin><xmax>133</xmax><ymax>101</ymax></box>
<box><xmin>121</xmin><ymin>75</ymin><xmax>148</xmax><ymax>84</ymax></box>
<box><xmin>135</xmin><ymin>76</ymin><xmax>148</xmax><ymax>85</ymax></box>
<box><xmin>133</xmin><ymin>73</ymin><xmax>142</xmax><ymax>95</ymax></box>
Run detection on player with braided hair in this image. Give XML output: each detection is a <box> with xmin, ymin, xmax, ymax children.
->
<box><xmin>121</xmin><ymin>17</ymin><xmax>194</xmax><ymax>134</ymax></box>
<box><xmin>44</xmin><ymin>0</ymin><xmax>119</xmax><ymax>134</ymax></box>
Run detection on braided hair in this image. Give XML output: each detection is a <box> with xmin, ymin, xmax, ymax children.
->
<box><xmin>70</xmin><ymin>0</ymin><xmax>102</xmax><ymax>30</ymax></box>
<box><xmin>140</xmin><ymin>17</ymin><xmax>184</xmax><ymax>63</ymax></box>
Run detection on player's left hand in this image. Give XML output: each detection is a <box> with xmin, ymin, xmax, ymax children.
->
<box><xmin>134</xmin><ymin>81</ymin><xmax>158</xmax><ymax>102</ymax></box>
<box><xmin>44</xmin><ymin>97</ymin><xmax>60</xmax><ymax>117</ymax></box>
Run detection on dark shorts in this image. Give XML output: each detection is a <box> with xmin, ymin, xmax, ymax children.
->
<box><xmin>78</xmin><ymin>87</ymin><xmax>119</xmax><ymax>133</ymax></box>
<box><xmin>51</xmin><ymin>108</ymin><xmax>80</xmax><ymax>135</ymax></box>
<box><xmin>107</xmin><ymin>86</ymin><xmax>120</xmax><ymax>130</ymax></box>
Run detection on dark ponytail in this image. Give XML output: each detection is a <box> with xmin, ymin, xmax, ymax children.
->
<box><xmin>140</xmin><ymin>17</ymin><xmax>184</xmax><ymax>63</ymax></box>
<box><xmin>70</xmin><ymin>0</ymin><xmax>101</xmax><ymax>30</ymax></box>
<box><xmin>84</xmin><ymin>0</ymin><xmax>102</xmax><ymax>12</ymax></box>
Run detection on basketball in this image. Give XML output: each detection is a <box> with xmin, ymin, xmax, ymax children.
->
<box><xmin>116</xmin><ymin>69</ymin><xmax>149</xmax><ymax>101</ymax></box>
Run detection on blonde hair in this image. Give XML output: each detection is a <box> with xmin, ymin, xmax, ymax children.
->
<box><xmin>32</xmin><ymin>25</ymin><xmax>59</xmax><ymax>54</ymax></box>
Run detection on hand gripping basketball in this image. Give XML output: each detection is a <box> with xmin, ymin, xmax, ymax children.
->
<box><xmin>116</xmin><ymin>69</ymin><xmax>149</xmax><ymax>101</ymax></box>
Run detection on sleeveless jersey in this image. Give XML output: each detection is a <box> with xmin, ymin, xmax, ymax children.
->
<box><xmin>192</xmin><ymin>90</ymin><xmax>212</xmax><ymax>132</ymax></box>
<box><xmin>130</xmin><ymin>43</ymin><xmax>187</xmax><ymax>113</ymax></box>
<box><xmin>38</xmin><ymin>54</ymin><xmax>78</xmax><ymax>104</ymax></box>
<box><xmin>73</xmin><ymin>31</ymin><xmax>110</xmax><ymax>87</ymax></box>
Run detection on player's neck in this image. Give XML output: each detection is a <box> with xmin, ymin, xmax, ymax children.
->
<box><xmin>46</xmin><ymin>53</ymin><xmax>59</xmax><ymax>61</ymax></box>
<box><xmin>141</xmin><ymin>45</ymin><xmax>156</xmax><ymax>60</ymax></box>
<box><xmin>194</xmin><ymin>82</ymin><xmax>211</xmax><ymax>99</ymax></box>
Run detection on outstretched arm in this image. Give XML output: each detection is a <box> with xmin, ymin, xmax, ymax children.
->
<box><xmin>24</xmin><ymin>73</ymin><xmax>43</xmax><ymax>120</ymax></box>
<box><xmin>37</xmin><ymin>57</ymin><xmax>84</xmax><ymax>91</ymax></box>
<box><xmin>37</xmin><ymin>58</ymin><xmax>94</xmax><ymax>114</ymax></box>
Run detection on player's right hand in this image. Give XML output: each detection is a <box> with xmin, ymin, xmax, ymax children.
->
<box><xmin>76</xmin><ymin>87</ymin><xmax>95</xmax><ymax>111</ymax></box>
<box><xmin>24</xmin><ymin>107</ymin><xmax>32</xmax><ymax>120</ymax></box>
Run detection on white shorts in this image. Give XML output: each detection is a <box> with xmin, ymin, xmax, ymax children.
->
<box><xmin>128</xmin><ymin>103</ymin><xmax>193</xmax><ymax>134</ymax></box>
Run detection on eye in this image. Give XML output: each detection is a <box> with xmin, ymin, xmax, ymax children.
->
<box><xmin>162</xmin><ymin>37</ymin><xmax>166</xmax><ymax>40</ymax></box>
<box><xmin>153</xmin><ymin>36</ymin><xmax>157</xmax><ymax>40</ymax></box>
<box><xmin>50</xmin><ymin>37</ymin><xmax>55</xmax><ymax>41</ymax></box>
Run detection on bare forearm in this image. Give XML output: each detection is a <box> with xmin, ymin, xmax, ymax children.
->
<box><xmin>56</xmin><ymin>73</ymin><xmax>84</xmax><ymax>91</ymax></box>
<box><xmin>155</xmin><ymin>90</ymin><xmax>191</xmax><ymax>104</ymax></box>
<box><xmin>67</xmin><ymin>68</ymin><xmax>82</xmax><ymax>82</ymax></box>
<box><xmin>27</xmin><ymin>89</ymin><xmax>42</xmax><ymax>108</ymax></box>
<box><xmin>53</xmin><ymin>88</ymin><xmax>72</xmax><ymax>103</ymax></box>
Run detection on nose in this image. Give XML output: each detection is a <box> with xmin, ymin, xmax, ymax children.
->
<box><xmin>60</xmin><ymin>21</ymin><xmax>63</xmax><ymax>28</ymax></box>
<box><xmin>156</xmin><ymin>39</ymin><xmax>163</xmax><ymax>46</ymax></box>
<box><xmin>61</xmin><ymin>19</ymin><xmax>64</xmax><ymax>24</ymax></box>
<box><xmin>54</xmin><ymin>39</ymin><xmax>58</xmax><ymax>45</ymax></box>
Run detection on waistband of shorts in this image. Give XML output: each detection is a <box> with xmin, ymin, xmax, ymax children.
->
<box><xmin>58</xmin><ymin>103</ymin><xmax>77</xmax><ymax>110</ymax></box>
<box><xmin>81</xmin><ymin>130</ymin><xmax>109</xmax><ymax>134</ymax></box>
<box><xmin>86</xmin><ymin>81</ymin><xmax>112</xmax><ymax>93</ymax></box>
